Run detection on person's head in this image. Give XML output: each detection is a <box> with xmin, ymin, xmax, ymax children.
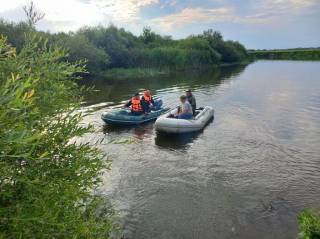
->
<box><xmin>144</xmin><ymin>90</ymin><xmax>151</xmax><ymax>96</ymax></box>
<box><xmin>186</xmin><ymin>89</ymin><xmax>192</xmax><ymax>97</ymax></box>
<box><xmin>133</xmin><ymin>93</ymin><xmax>140</xmax><ymax>99</ymax></box>
<box><xmin>180</xmin><ymin>95</ymin><xmax>187</xmax><ymax>103</ymax></box>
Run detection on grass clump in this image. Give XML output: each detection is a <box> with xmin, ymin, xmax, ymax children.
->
<box><xmin>298</xmin><ymin>209</ymin><xmax>320</xmax><ymax>239</ymax></box>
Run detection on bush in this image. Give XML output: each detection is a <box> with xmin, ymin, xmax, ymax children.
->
<box><xmin>0</xmin><ymin>34</ymin><xmax>114</xmax><ymax>238</ymax></box>
<box><xmin>0</xmin><ymin>20</ymin><xmax>31</xmax><ymax>51</ymax></box>
<box><xmin>298</xmin><ymin>209</ymin><xmax>320</xmax><ymax>239</ymax></box>
<box><xmin>54</xmin><ymin>33</ymin><xmax>110</xmax><ymax>72</ymax></box>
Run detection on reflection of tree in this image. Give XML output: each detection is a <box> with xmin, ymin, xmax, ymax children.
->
<box><xmin>80</xmin><ymin>64</ymin><xmax>249</xmax><ymax>106</ymax></box>
<box><xmin>219</xmin><ymin>64</ymin><xmax>248</xmax><ymax>79</ymax></box>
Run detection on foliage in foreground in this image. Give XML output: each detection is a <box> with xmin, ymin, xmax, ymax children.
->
<box><xmin>0</xmin><ymin>35</ymin><xmax>113</xmax><ymax>238</ymax></box>
<box><xmin>298</xmin><ymin>209</ymin><xmax>320</xmax><ymax>239</ymax></box>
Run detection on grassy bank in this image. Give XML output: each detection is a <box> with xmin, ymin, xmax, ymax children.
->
<box><xmin>101</xmin><ymin>67</ymin><xmax>170</xmax><ymax>80</ymax></box>
<box><xmin>248</xmin><ymin>48</ymin><xmax>320</xmax><ymax>61</ymax></box>
<box><xmin>98</xmin><ymin>60</ymin><xmax>252</xmax><ymax>80</ymax></box>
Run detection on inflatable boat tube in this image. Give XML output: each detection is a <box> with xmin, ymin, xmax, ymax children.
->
<box><xmin>101</xmin><ymin>100</ymin><xmax>169</xmax><ymax>126</ymax></box>
<box><xmin>155</xmin><ymin>106</ymin><xmax>214</xmax><ymax>133</ymax></box>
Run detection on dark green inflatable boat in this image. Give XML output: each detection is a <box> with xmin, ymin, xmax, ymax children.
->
<box><xmin>101</xmin><ymin>100</ymin><xmax>169</xmax><ymax>126</ymax></box>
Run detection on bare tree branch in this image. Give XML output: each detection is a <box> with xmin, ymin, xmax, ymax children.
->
<box><xmin>23</xmin><ymin>1</ymin><xmax>45</xmax><ymax>27</ymax></box>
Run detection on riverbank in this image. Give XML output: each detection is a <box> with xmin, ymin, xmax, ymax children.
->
<box><xmin>96</xmin><ymin>61</ymin><xmax>252</xmax><ymax>80</ymax></box>
<box><xmin>248</xmin><ymin>48</ymin><xmax>320</xmax><ymax>61</ymax></box>
<box><xmin>100</xmin><ymin>67</ymin><xmax>170</xmax><ymax>80</ymax></box>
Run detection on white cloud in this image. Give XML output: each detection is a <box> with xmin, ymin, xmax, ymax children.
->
<box><xmin>0</xmin><ymin>0</ymin><xmax>319</xmax><ymax>33</ymax></box>
<box><xmin>235</xmin><ymin>0</ymin><xmax>320</xmax><ymax>26</ymax></box>
<box><xmin>149</xmin><ymin>0</ymin><xmax>320</xmax><ymax>31</ymax></box>
<box><xmin>0</xmin><ymin>0</ymin><xmax>25</xmax><ymax>12</ymax></box>
<box><xmin>261</xmin><ymin>0</ymin><xmax>319</xmax><ymax>11</ymax></box>
<box><xmin>160</xmin><ymin>0</ymin><xmax>178</xmax><ymax>9</ymax></box>
<box><xmin>37</xmin><ymin>0</ymin><xmax>103</xmax><ymax>31</ymax></box>
<box><xmin>87</xmin><ymin>0</ymin><xmax>158</xmax><ymax>22</ymax></box>
<box><xmin>0</xmin><ymin>0</ymin><xmax>158</xmax><ymax>32</ymax></box>
<box><xmin>248</xmin><ymin>0</ymin><xmax>320</xmax><ymax>20</ymax></box>
<box><xmin>150</xmin><ymin>7</ymin><xmax>234</xmax><ymax>30</ymax></box>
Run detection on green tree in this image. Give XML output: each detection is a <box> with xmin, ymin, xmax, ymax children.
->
<box><xmin>0</xmin><ymin>20</ymin><xmax>31</xmax><ymax>51</ymax></box>
<box><xmin>202</xmin><ymin>29</ymin><xmax>223</xmax><ymax>49</ymax></box>
<box><xmin>0</xmin><ymin>35</ymin><xmax>114</xmax><ymax>238</ymax></box>
<box><xmin>78</xmin><ymin>25</ymin><xmax>138</xmax><ymax>68</ymax></box>
<box><xmin>141</xmin><ymin>26</ymin><xmax>157</xmax><ymax>44</ymax></box>
<box><xmin>53</xmin><ymin>33</ymin><xmax>110</xmax><ymax>72</ymax></box>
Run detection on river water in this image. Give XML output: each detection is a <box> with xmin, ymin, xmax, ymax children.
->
<box><xmin>81</xmin><ymin>61</ymin><xmax>320</xmax><ymax>239</ymax></box>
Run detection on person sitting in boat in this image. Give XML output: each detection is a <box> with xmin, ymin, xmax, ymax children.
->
<box><xmin>124</xmin><ymin>93</ymin><xmax>146</xmax><ymax>115</ymax></box>
<box><xmin>176</xmin><ymin>95</ymin><xmax>193</xmax><ymax>119</ymax></box>
<box><xmin>186</xmin><ymin>89</ymin><xmax>196</xmax><ymax>116</ymax></box>
<box><xmin>141</xmin><ymin>90</ymin><xmax>155</xmax><ymax>112</ymax></box>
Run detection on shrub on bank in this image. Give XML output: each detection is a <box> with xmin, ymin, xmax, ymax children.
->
<box><xmin>298</xmin><ymin>209</ymin><xmax>320</xmax><ymax>239</ymax></box>
<box><xmin>0</xmin><ymin>35</ymin><xmax>114</xmax><ymax>238</ymax></box>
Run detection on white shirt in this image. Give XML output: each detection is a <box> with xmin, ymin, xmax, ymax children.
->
<box><xmin>181</xmin><ymin>101</ymin><xmax>193</xmax><ymax>114</ymax></box>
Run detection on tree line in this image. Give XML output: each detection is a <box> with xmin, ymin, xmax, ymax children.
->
<box><xmin>0</xmin><ymin>20</ymin><xmax>248</xmax><ymax>75</ymax></box>
<box><xmin>248</xmin><ymin>48</ymin><xmax>320</xmax><ymax>61</ymax></box>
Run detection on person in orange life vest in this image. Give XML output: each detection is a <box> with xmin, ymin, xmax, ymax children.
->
<box><xmin>141</xmin><ymin>90</ymin><xmax>155</xmax><ymax>112</ymax></box>
<box><xmin>124</xmin><ymin>93</ymin><xmax>146</xmax><ymax>115</ymax></box>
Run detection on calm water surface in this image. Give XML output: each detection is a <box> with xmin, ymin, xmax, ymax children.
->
<box><xmin>81</xmin><ymin>61</ymin><xmax>320</xmax><ymax>239</ymax></box>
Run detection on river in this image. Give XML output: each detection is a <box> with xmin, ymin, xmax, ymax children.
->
<box><xmin>80</xmin><ymin>61</ymin><xmax>320</xmax><ymax>239</ymax></box>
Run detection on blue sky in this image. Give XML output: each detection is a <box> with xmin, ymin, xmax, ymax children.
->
<box><xmin>0</xmin><ymin>0</ymin><xmax>319</xmax><ymax>49</ymax></box>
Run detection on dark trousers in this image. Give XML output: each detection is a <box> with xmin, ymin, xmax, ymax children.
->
<box><xmin>131</xmin><ymin>111</ymin><xmax>144</xmax><ymax>115</ymax></box>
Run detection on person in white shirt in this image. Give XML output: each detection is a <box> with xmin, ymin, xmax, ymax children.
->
<box><xmin>176</xmin><ymin>95</ymin><xmax>193</xmax><ymax>119</ymax></box>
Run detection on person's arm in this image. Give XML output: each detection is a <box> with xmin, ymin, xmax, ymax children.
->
<box><xmin>184</xmin><ymin>103</ymin><xmax>193</xmax><ymax>115</ymax></box>
<box><xmin>140</xmin><ymin>97</ymin><xmax>148</xmax><ymax>113</ymax></box>
<box><xmin>141</xmin><ymin>102</ymin><xmax>147</xmax><ymax>114</ymax></box>
<box><xmin>192</xmin><ymin>96</ymin><xmax>196</xmax><ymax>108</ymax></box>
<box><xmin>124</xmin><ymin>100</ymin><xmax>132</xmax><ymax>107</ymax></box>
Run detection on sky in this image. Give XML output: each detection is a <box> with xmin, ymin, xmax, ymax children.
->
<box><xmin>0</xmin><ymin>0</ymin><xmax>319</xmax><ymax>49</ymax></box>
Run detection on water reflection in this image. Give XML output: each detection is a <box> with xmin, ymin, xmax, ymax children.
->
<box><xmin>80</xmin><ymin>61</ymin><xmax>320</xmax><ymax>239</ymax></box>
<box><xmin>80</xmin><ymin>64</ymin><xmax>248</xmax><ymax>106</ymax></box>
<box><xmin>155</xmin><ymin>132</ymin><xmax>201</xmax><ymax>150</ymax></box>
<box><xmin>103</xmin><ymin>122</ymin><xmax>155</xmax><ymax>141</ymax></box>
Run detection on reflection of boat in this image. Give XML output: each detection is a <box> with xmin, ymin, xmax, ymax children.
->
<box><xmin>101</xmin><ymin>100</ymin><xmax>169</xmax><ymax>126</ymax></box>
<box><xmin>155</xmin><ymin>106</ymin><xmax>214</xmax><ymax>133</ymax></box>
<box><xmin>155</xmin><ymin>131</ymin><xmax>201</xmax><ymax>149</ymax></box>
<box><xmin>103</xmin><ymin>122</ymin><xmax>155</xmax><ymax>140</ymax></box>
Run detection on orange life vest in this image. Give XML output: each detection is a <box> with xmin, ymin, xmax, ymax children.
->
<box><xmin>131</xmin><ymin>97</ymin><xmax>143</xmax><ymax>112</ymax></box>
<box><xmin>143</xmin><ymin>93</ymin><xmax>152</xmax><ymax>104</ymax></box>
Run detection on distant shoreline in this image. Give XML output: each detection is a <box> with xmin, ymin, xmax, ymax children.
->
<box><xmin>93</xmin><ymin>61</ymin><xmax>252</xmax><ymax>80</ymax></box>
<box><xmin>248</xmin><ymin>48</ymin><xmax>320</xmax><ymax>61</ymax></box>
